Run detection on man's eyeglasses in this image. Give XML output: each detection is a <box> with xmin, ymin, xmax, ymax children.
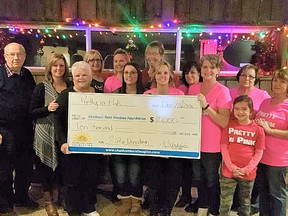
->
<box><xmin>5</xmin><ymin>53</ymin><xmax>25</xmax><ymax>58</ymax></box>
<box><xmin>240</xmin><ymin>74</ymin><xmax>255</xmax><ymax>80</ymax></box>
<box><xmin>88</xmin><ymin>58</ymin><xmax>102</xmax><ymax>63</ymax></box>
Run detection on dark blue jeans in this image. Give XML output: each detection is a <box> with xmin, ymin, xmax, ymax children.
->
<box><xmin>258</xmin><ymin>163</ymin><xmax>287</xmax><ymax>216</ymax></box>
<box><xmin>110</xmin><ymin>155</ymin><xmax>142</xmax><ymax>197</ymax></box>
<box><xmin>192</xmin><ymin>152</ymin><xmax>221</xmax><ymax>215</ymax></box>
<box><xmin>147</xmin><ymin>157</ymin><xmax>182</xmax><ymax>214</ymax></box>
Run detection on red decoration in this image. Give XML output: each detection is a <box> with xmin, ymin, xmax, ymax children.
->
<box><xmin>0</xmin><ymin>30</ymin><xmax>11</xmax><ymax>64</ymax></box>
<box><xmin>251</xmin><ymin>30</ymin><xmax>279</xmax><ymax>75</ymax></box>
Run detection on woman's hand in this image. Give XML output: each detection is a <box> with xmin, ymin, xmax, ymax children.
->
<box><xmin>197</xmin><ymin>93</ymin><xmax>208</xmax><ymax>108</ymax></box>
<box><xmin>48</xmin><ymin>100</ymin><xmax>59</xmax><ymax>112</ymax></box>
<box><xmin>61</xmin><ymin>143</ymin><xmax>71</xmax><ymax>154</ymax></box>
<box><xmin>0</xmin><ymin>133</ymin><xmax>2</xmax><ymax>145</ymax></box>
<box><xmin>255</xmin><ymin>119</ymin><xmax>272</xmax><ymax>134</ymax></box>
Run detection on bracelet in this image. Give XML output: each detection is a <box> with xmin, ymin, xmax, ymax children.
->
<box><xmin>203</xmin><ymin>104</ymin><xmax>210</xmax><ymax>110</ymax></box>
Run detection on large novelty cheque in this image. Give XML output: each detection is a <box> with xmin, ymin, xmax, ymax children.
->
<box><xmin>68</xmin><ymin>93</ymin><xmax>202</xmax><ymax>159</ymax></box>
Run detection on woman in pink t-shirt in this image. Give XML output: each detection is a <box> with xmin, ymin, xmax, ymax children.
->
<box><xmin>255</xmin><ymin>69</ymin><xmax>288</xmax><ymax>216</ymax></box>
<box><xmin>104</xmin><ymin>48</ymin><xmax>130</xmax><ymax>93</ymax></box>
<box><xmin>144</xmin><ymin>61</ymin><xmax>184</xmax><ymax>216</ymax></box>
<box><xmin>229</xmin><ymin>64</ymin><xmax>270</xmax><ymax>213</ymax></box>
<box><xmin>230</xmin><ymin>64</ymin><xmax>270</xmax><ymax>113</ymax></box>
<box><xmin>188</xmin><ymin>54</ymin><xmax>231</xmax><ymax>216</ymax></box>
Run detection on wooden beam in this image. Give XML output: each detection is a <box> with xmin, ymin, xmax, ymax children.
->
<box><xmin>78</xmin><ymin>0</ymin><xmax>97</xmax><ymax>20</ymax></box>
<box><xmin>176</xmin><ymin>0</ymin><xmax>190</xmax><ymax>21</ymax></box>
<box><xmin>189</xmin><ymin>0</ymin><xmax>210</xmax><ymax>22</ymax></box>
<box><xmin>241</xmin><ymin>0</ymin><xmax>260</xmax><ymax>24</ymax></box>
<box><xmin>146</xmin><ymin>0</ymin><xmax>162</xmax><ymax>21</ymax></box>
<box><xmin>61</xmin><ymin>0</ymin><xmax>78</xmax><ymax>19</ymax></box>
<box><xmin>162</xmin><ymin>0</ymin><xmax>175</xmax><ymax>20</ymax></box>
<box><xmin>223</xmin><ymin>0</ymin><xmax>242</xmax><ymax>23</ymax></box>
<box><xmin>280</xmin><ymin>29</ymin><xmax>288</xmax><ymax>68</ymax></box>
<box><xmin>271</xmin><ymin>0</ymin><xmax>288</xmax><ymax>22</ymax></box>
<box><xmin>44</xmin><ymin>0</ymin><xmax>61</xmax><ymax>20</ymax></box>
<box><xmin>209</xmin><ymin>0</ymin><xmax>225</xmax><ymax>22</ymax></box>
<box><xmin>28</xmin><ymin>0</ymin><xmax>45</xmax><ymax>21</ymax></box>
<box><xmin>258</xmin><ymin>0</ymin><xmax>272</xmax><ymax>22</ymax></box>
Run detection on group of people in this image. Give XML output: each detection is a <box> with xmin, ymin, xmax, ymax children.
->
<box><xmin>0</xmin><ymin>41</ymin><xmax>287</xmax><ymax>216</ymax></box>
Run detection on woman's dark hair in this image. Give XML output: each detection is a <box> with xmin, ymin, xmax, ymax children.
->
<box><xmin>233</xmin><ymin>95</ymin><xmax>254</xmax><ymax>113</ymax></box>
<box><xmin>120</xmin><ymin>62</ymin><xmax>143</xmax><ymax>94</ymax></box>
<box><xmin>181</xmin><ymin>61</ymin><xmax>202</xmax><ymax>87</ymax></box>
<box><xmin>236</xmin><ymin>64</ymin><xmax>259</xmax><ymax>85</ymax></box>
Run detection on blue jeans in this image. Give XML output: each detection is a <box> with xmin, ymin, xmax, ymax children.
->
<box><xmin>258</xmin><ymin>163</ymin><xmax>287</xmax><ymax>216</ymax></box>
<box><xmin>110</xmin><ymin>155</ymin><xmax>142</xmax><ymax>197</ymax></box>
<box><xmin>192</xmin><ymin>152</ymin><xmax>221</xmax><ymax>215</ymax></box>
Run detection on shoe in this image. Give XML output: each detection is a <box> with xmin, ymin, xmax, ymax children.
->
<box><xmin>66</xmin><ymin>210</ymin><xmax>80</xmax><ymax>216</ymax></box>
<box><xmin>250</xmin><ymin>206</ymin><xmax>259</xmax><ymax>215</ymax></box>
<box><xmin>81</xmin><ymin>210</ymin><xmax>100</xmax><ymax>216</ymax></box>
<box><xmin>28</xmin><ymin>183</ymin><xmax>43</xmax><ymax>200</ymax></box>
<box><xmin>141</xmin><ymin>199</ymin><xmax>149</xmax><ymax>210</ymax></box>
<box><xmin>175</xmin><ymin>196</ymin><xmax>188</xmax><ymax>207</ymax></box>
<box><xmin>184</xmin><ymin>200</ymin><xmax>198</xmax><ymax>213</ymax></box>
<box><xmin>0</xmin><ymin>206</ymin><xmax>14</xmax><ymax>214</ymax></box>
<box><xmin>14</xmin><ymin>198</ymin><xmax>39</xmax><ymax>210</ymax></box>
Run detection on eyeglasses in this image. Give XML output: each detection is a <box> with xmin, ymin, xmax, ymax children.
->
<box><xmin>146</xmin><ymin>52</ymin><xmax>160</xmax><ymax>56</ymax></box>
<box><xmin>240</xmin><ymin>74</ymin><xmax>255</xmax><ymax>80</ymax></box>
<box><xmin>124</xmin><ymin>71</ymin><xmax>137</xmax><ymax>76</ymax></box>
<box><xmin>88</xmin><ymin>58</ymin><xmax>102</xmax><ymax>63</ymax></box>
<box><xmin>5</xmin><ymin>53</ymin><xmax>25</xmax><ymax>58</ymax></box>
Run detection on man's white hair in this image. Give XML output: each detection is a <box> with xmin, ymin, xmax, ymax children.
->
<box><xmin>4</xmin><ymin>42</ymin><xmax>25</xmax><ymax>54</ymax></box>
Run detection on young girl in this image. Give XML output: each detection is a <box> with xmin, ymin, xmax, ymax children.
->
<box><xmin>219</xmin><ymin>95</ymin><xmax>265</xmax><ymax>216</ymax></box>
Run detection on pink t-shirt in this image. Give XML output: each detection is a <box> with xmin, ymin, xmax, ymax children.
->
<box><xmin>178</xmin><ymin>84</ymin><xmax>189</xmax><ymax>95</ymax></box>
<box><xmin>230</xmin><ymin>87</ymin><xmax>270</xmax><ymax>111</ymax></box>
<box><xmin>221</xmin><ymin>120</ymin><xmax>265</xmax><ymax>180</ymax></box>
<box><xmin>144</xmin><ymin>87</ymin><xmax>185</xmax><ymax>95</ymax></box>
<box><xmin>104</xmin><ymin>75</ymin><xmax>122</xmax><ymax>93</ymax></box>
<box><xmin>255</xmin><ymin>98</ymin><xmax>288</xmax><ymax>166</ymax></box>
<box><xmin>188</xmin><ymin>82</ymin><xmax>232</xmax><ymax>152</ymax></box>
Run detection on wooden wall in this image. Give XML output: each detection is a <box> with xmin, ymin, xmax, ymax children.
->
<box><xmin>0</xmin><ymin>0</ymin><xmax>287</xmax><ymax>24</ymax></box>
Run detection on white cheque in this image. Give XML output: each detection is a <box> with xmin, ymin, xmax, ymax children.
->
<box><xmin>67</xmin><ymin>92</ymin><xmax>201</xmax><ymax>159</ymax></box>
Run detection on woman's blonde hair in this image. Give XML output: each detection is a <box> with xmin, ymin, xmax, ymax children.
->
<box><xmin>200</xmin><ymin>54</ymin><xmax>223</xmax><ymax>69</ymax></box>
<box><xmin>149</xmin><ymin>61</ymin><xmax>174</xmax><ymax>87</ymax></box>
<box><xmin>84</xmin><ymin>49</ymin><xmax>103</xmax><ymax>72</ymax></box>
<box><xmin>45</xmin><ymin>53</ymin><xmax>69</xmax><ymax>83</ymax></box>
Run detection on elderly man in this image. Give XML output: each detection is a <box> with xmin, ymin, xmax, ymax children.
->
<box><xmin>0</xmin><ymin>42</ymin><xmax>39</xmax><ymax>214</ymax></box>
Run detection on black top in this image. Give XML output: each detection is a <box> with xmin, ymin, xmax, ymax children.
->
<box><xmin>0</xmin><ymin>65</ymin><xmax>35</xmax><ymax>125</ymax></box>
<box><xmin>30</xmin><ymin>81</ymin><xmax>72</xmax><ymax>120</ymax></box>
<box><xmin>0</xmin><ymin>65</ymin><xmax>35</xmax><ymax>153</ymax></box>
<box><xmin>91</xmin><ymin>79</ymin><xmax>104</xmax><ymax>93</ymax></box>
<box><xmin>54</xmin><ymin>86</ymin><xmax>98</xmax><ymax>147</ymax></box>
